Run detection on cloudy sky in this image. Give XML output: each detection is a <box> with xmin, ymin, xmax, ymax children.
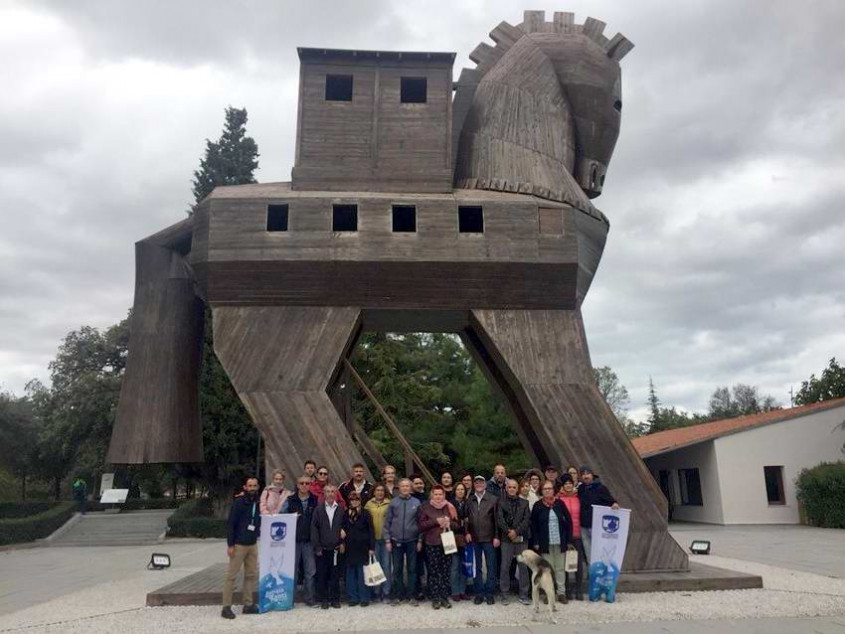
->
<box><xmin>1</xmin><ymin>0</ymin><xmax>843</xmax><ymax>420</ymax></box>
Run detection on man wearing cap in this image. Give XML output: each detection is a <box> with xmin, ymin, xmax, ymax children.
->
<box><xmin>577</xmin><ymin>466</ymin><xmax>619</xmax><ymax>561</ymax></box>
<box><xmin>543</xmin><ymin>465</ymin><xmax>560</xmax><ymax>491</ymax></box>
<box><xmin>465</xmin><ymin>475</ymin><xmax>500</xmax><ymax>605</ymax></box>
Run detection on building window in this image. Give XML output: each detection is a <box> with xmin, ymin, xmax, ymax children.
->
<box><xmin>764</xmin><ymin>466</ymin><xmax>786</xmax><ymax>505</ymax></box>
<box><xmin>392</xmin><ymin>205</ymin><xmax>416</xmax><ymax>232</ymax></box>
<box><xmin>458</xmin><ymin>206</ymin><xmax>484</xmax><ymax>233</ymax></box>
<box><xmin>332</xmin><ymin>204</ymin><xmax>358</xmax><ymax>232</ymax></box>
<box><xmin>678</xmin><ymin>468</ymin><xmax>703</xmax><ymax>506</ymax></box>
<box><xmin>658</xmin><ymin>470</ymin><xmax>674</xmax><ymax>505</ymax></box>
<box><xmin>266</xmin><ymin>204</ymin><xmax>289</xmax><ymax>232</ymax></box>
<box><xmin>400</xmin><ymin>77</ymin><xmax>427</xmax><ymax>103</ymax></box>
<box><xmin>325</xmin><ymin>74</ymin><xmax>353</xmax><ymax>101</ymax></box>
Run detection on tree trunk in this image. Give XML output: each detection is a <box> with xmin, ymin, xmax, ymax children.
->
<box><xmin>53</xmin><ymin>477</ymin><xmax>61</xmax><ymax>501</ymax></box>
<box><xmin>20</xmin><ymin>474</ymin><xmax>26</xmax><ymax>502</ymax></box>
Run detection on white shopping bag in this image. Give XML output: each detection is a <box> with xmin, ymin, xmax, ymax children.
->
<box><xmin>441</xmin><ymin>528</ymin><xmax>458</xmax><ymax>555</ymax></box>
<box><xmin>364</xmin><ymin>554</ymin><xmax>386</xmax><ymax>587</ymax></box>
<box><xmin>565</xmin><ymin>546</ymin><xmax>579</xmax><ymax>573</ymax></box>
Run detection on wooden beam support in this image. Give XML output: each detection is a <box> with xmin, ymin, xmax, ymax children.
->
<box><xmin>344</xmin><ymin>359</ymin><xmax>437</xmax><ymax>487</ymax></box>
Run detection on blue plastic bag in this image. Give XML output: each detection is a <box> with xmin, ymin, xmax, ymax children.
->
<box><xmin>462</xmin><ymin>545</ymin><xmax>475</xmax><ymax>577</ymax></box>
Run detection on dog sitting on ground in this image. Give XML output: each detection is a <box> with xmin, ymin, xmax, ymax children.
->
<box><xmin>517</xmin><ymin>549</ymin><xmax>558</xmax><ymax>622</ymax></box>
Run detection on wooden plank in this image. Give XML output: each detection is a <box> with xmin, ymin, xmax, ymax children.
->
<box><xmin>344</xmin><ymin>359</ymin><xmax>437</xmax><ymax>486</ymax></box>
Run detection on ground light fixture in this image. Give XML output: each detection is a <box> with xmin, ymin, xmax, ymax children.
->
<box><xmin>147</xmin><ymin>553</ymin><xmax>172</xmax><ymax>570</ymax></box>
<box><xmin>689</xmin><ymin>540</ymin><xmax>711</xmax><ymax>555</ymax></box>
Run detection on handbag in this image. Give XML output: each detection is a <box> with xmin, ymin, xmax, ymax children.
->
<box><xmin>564</xmin><ymin>546</ymin><xmax>579</xmax><ymax>573</ymax></box>
<box><xmin>462</xmin><ymin>544</ymin><xmax>475</xmax><ymax>577</ymax></box>
<box><xmin>441</xmin><ymin>528</ymin><xmax>458</xmax><ymax>555</ymax></box>
<box><xmin>364</xmin><ymin>554</ymin><xmax>386</xmax><ymax>587</ymax></box>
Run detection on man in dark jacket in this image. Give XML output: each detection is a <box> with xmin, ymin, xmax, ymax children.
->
<box><xmin>384</xmin><ymin>478</ymin><xmax>422</xmax><ymax>604</ymax></box>
<box><xmin>496</xmin><ymin>478</ymin><xmax>531</xmax><ymax>605</ymax></box>
<box><xmin>486</xmin><ymin>464</ymin><xmax>507</xmax><ymax>498</ymax></box>
<box><xmin>222</xmin><ymin>477</ymin><xmax>261</xmax><ymax>620</ymax></box>
<box><xmin>311</xmin><ymin>483</ymin><xmax>344</xmax><ymax>609</ymax></box>
<box><xmin>465</xmin><ymin>475</ymin><xmax>500</xmax><ymax>604</ymax></box>
<box><xmin>287</xmin><ymin>475</ymin><xmax>319</xmax><ymax>606</ymax></box>
<box><xmin>578</xmin><ymin>466</ymin><xmax>619</xmax><ymax>562</ymax></box>
<box><xmin>338</xmin><ymin>463</ymin><xmax>374</xmax><ymax>505</ymax></box>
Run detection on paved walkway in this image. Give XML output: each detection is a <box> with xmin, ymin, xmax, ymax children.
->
<box><xmin>49</xmin><ymin>510</ymin><xmax>173</xmax><ymax>547</ymax></box>
<box><xmin>341</xmin><ymin>618</ymin><xmax>845</xmax><ymax>633</ymax></box>
<box><xmin>670</xmin><ymin>523</ymin><xmax>845</xmax><ymax>578</ymax></box>
<box><xmin>0</xmin><ymin>539</ymin><xmax>225</xmax><ymax>616</ymax></box>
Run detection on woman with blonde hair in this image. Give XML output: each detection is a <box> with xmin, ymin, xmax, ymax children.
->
<box><xmin>260</xmin><ymin>469</ymin><xmax>291</xmax><ymax>515</ymax></box>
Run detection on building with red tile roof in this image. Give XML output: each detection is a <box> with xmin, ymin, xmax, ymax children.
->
<box><xmin>630</xmin><ymin>398</ymin><xmax>845</xmax><ymax>524</ymax></box>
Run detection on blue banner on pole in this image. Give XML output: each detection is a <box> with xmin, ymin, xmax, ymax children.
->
<box><xmin>587</xmin><ymin>506</ymin><xmax>630</xmax><ymax>603</ymax></box>
<box><xmin>258</xmin><ymin>513</ymin><xmax>298</xmax><ymax>612</ymax></box>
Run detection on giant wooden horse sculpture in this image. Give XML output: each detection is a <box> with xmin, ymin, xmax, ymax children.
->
<box><xmin>108</xmin><ymin>10</ymin><xmax>688</xmax><ymax>572</ymax></box>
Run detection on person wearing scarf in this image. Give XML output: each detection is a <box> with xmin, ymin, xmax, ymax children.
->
<box><xmin>340</xmin><ymin>492</ymin><xmax>375</xmax><ymax>606</ymax></box>
<box><xmin>259</xmin><ymin>469</ymin><xmax>291</xmax><ymax>515</ymax></box>
<box><xmin>529</xmin><ymin>479</ymin><xmax>573</xmax><ymax>604</ymax></box>
<box><xmin>418</xmin><ymin>485</ymin><xmax>460</xmax><ymax>610</ymax></box>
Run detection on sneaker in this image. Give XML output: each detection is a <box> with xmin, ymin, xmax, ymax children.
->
<box><xmin>519</xmin><ymin>596</ymin><xmax>531</xmax><ymax>605</ymax></box>
<box><xmin>473</xmin><ymin>595</ymin><xmax>484</xmax><ymax>605</ymax></box>
<box><xmin>305</xmin><ymin>599</ymin><xmax>315</xmax><ymax>607</ymax></box>
<box><xmin>221</xmin><ymin>606</ymin><xmax>235</xmax><ymax>619</ymax></box>
<box><xmin>242</xmin><ymin>604</ymin><xmax>259</xmax><ymax>614</ymax></box>
<box><xmin>349</xmin><ymin>601</ymin><xmax>359</xmax><ymax>607</ymax></box>
<box><xmin>432</xmin><ymin>600</ymin><xmax>441</xmax><ymax>610</ymax></box>
<box><xmin>486</xmin><ymin>596</ymin><xmax>495</xmax><ymax>605</ymax></box>
<box><xmin>441</xmin><ymin>598</ymin><xmax>452</xmax><ymax>609</ymax></box>
<box><xmin>411</xmin><ymin>598</ymin><xmax>419</xmax><ymax>606</ymax></box>
<box><xmin>500</xmin><ymin>595</ymin><xmax>510</xmax><ymax>606</ymax></box>
<box><xmin>557</xmin><ymin>593</ymin><xmax>568</xmax><ymax>604</ymax></box>
<box><xmin>361</xmin><ymin>601</ymin><xmax>370</xmax><ymax>607</ymax></box>
<box><xmin>451</xmin><ymin>594</ymin><xmax>462</xmax><ymax>603</ymax></box>
<box><xmin>331</xmin><ymin>601</ymin><xmax>341</xmax><ymax>608</ymax></box>
<box><xmin>321</xmin><ymin>602</ymin><xmax>329</xmax><ymax>610</ymax></box>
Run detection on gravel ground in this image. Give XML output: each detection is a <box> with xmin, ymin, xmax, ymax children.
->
<box><xmin>2</xmin><ymin>554</ymin><xmax>845</xmax><ymax>634</ymax></box>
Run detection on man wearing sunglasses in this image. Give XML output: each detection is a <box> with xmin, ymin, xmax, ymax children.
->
<box><xmin>287</xmin><ymin>475</ymin><xmax>319</xmax><ymax>606</ymax></box>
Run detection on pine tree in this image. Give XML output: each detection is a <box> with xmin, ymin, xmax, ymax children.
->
<box><xmin>191</xmin><ymin>107</ymin><xmax>262</xmax><ymax>505</ymax></box>
<box><xmin>646</xmin><ymin>377</ymin><xmax>662</xmax><ymax>433</ymax></box>
<box><xmin>191</xmin><ymin>106</ymin><xmax>259</xmax><ymax>207</ymax></box>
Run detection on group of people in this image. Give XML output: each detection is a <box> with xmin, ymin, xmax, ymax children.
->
<box><xmin>221</xmin><ymin>460</ymin><xmax>619</xmax><ymax>619</ymax></box>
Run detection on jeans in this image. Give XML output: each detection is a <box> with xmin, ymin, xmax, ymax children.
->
<box><xmin>345</xmin><ymin>562</ymin><xmax>369</xmax><ymax>603</ymax></box>
<box><xmin>294</xmin><ymin>541</ymin><xmax>316</xmax><ymax>603</ymax></box>
<box><xmin>499</xmin><ymin>541</ymin><xmax>529</xmax><ymax>598</ymax></box>
<box><xmin>582</xmin><ymin>528</ymin><xmax>592</xmax><ymax>564</ymax></box>
<box><xmin>374</xmin><ymin>539</ymin><xmax>392</xmax><ymax>599</ymax></box>
<box><xmin>450</xmin><ymin>548</ymin><xmax>466</xmax><ymax>596</ymax></box>
<box><xmin>541</xmin><ymin>544</ymin><xmax>566</xmax><ymax>595</ymax></box>
<box><xmin>473</xmin><ymin>541</ymin><xmax>497</xmax><ymax>598</ymax></box>
<box><xmin>391</xmin><ymin>541</ymin><xmax>418</xmax><ymax>600</ymax></box>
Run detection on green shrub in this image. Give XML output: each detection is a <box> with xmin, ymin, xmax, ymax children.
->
<box><xmin>796</xmin><ymin>461</ymin><xmax>845</xmax><ymax>528</ymax></box>
<box><xmin>166</xmin><ymin>498</ymin><xmax>226</xmax><ymax>538</ymax></box>
<box><xmin>0</xmin><ymin>502</ymin><xmax>75</xmax><ymax>545</ymax></box>
<box><xmin>0</xmin><ymin>501</ymin><xmax>57</xmax><ymax>519</ymax></box>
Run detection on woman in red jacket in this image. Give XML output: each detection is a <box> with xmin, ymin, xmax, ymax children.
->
<box><xmin>418</xmin><ymin>485</ymin><xmax>459</xmax><ymax>610</ymax></box>
<box><xmin>557</xmin><ymin>474</ymin><xmax>586</xmax><ymax>600</ymax></box>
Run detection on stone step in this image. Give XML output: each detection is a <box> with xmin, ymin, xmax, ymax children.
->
<box><xmin>49</xmin><ymin>510</ymin><xmax>173</xmax><ymax>547</ymax></box>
